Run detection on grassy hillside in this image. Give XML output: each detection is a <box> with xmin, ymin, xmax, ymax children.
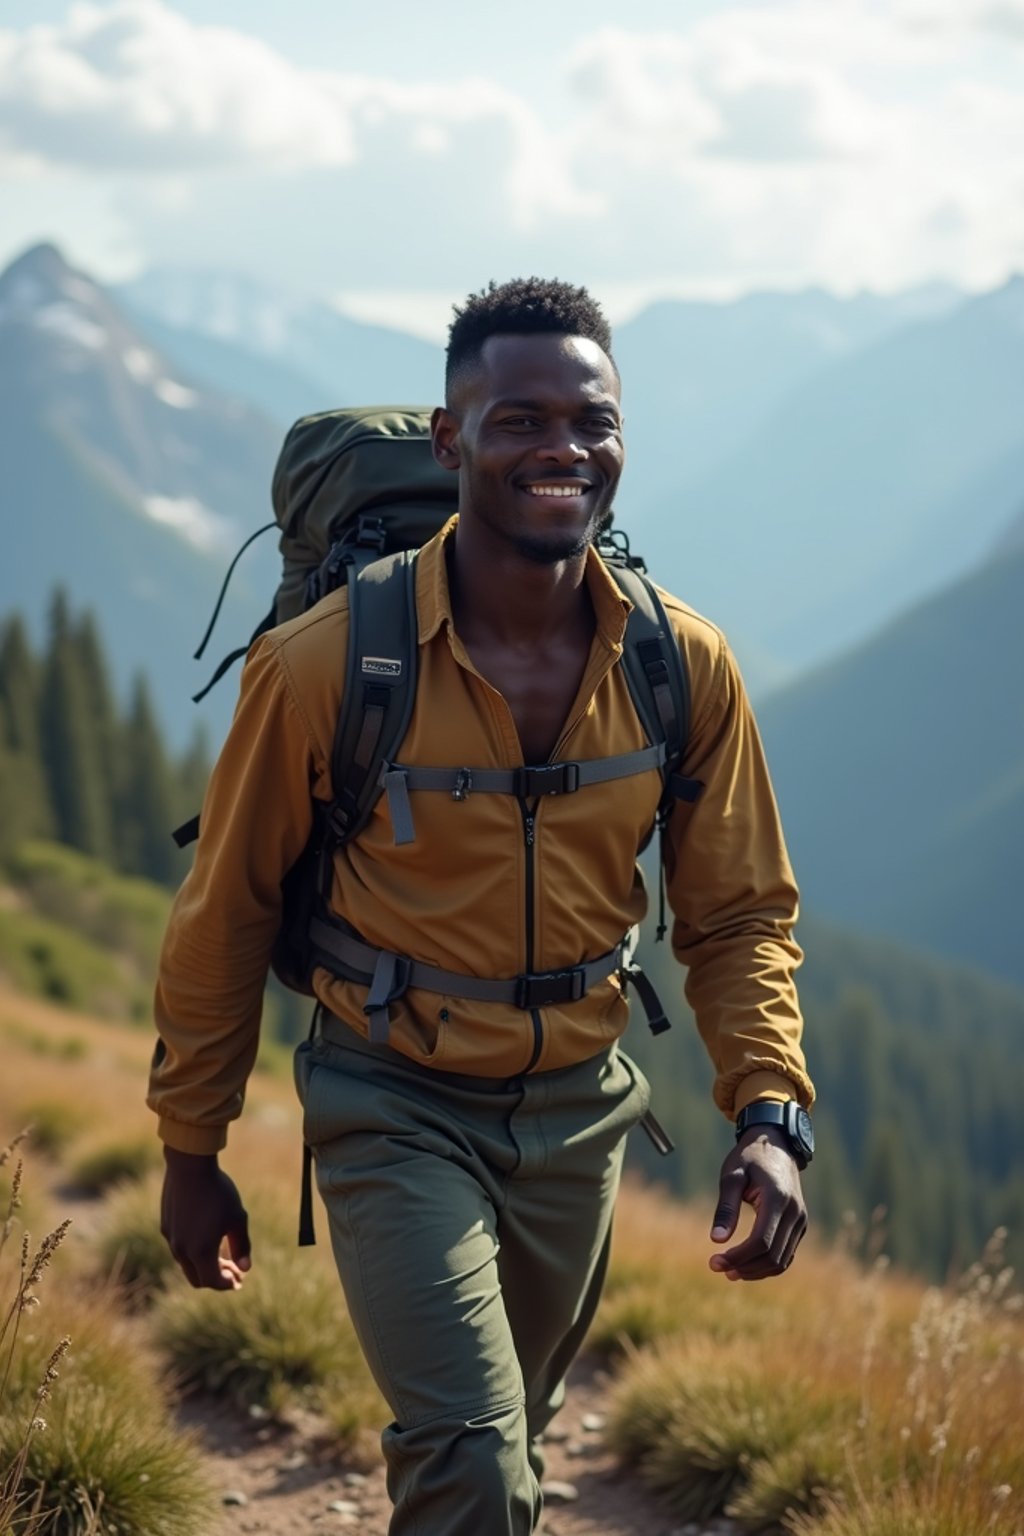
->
<box><xmin>626</xmin><ymin>905</ymin><xmax>1024</xmax><ymax>1281</ymax></box>
<box><xmin>2</xmin><ymin>839</ymin><xmax>1022</xmax><ymax>1284</ymax></box>
<box><xmin>0</xmin><ymin>986</ymin><xmax>1020</xmax><ymax>1535</ymax></box>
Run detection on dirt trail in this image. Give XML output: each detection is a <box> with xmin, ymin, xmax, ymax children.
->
<box><xmin>183</xmin><ymin>1357</ymin><xmax>713</xmax><ymax>1536</ymax></box>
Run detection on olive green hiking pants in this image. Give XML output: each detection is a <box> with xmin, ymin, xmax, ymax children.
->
<box><xmin>294</xmin><ymin>1017</ymin><xmax>651</xmax><ymax>1536</ymax></box>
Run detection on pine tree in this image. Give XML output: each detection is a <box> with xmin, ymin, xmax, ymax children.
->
<box><xmin>75</xmin><ymin>610</ymin><xmax>122</xmax><ymax>850</ymax></box>
<box><xmin>176</xmin><ymin>721</ymin><xmax>213</xmax><ymax>825</ymax></box>
<box><xmin>0</xmin><ymin>615</ymin><xmax>43</xmax><ymax>760</ymax></box>
<box><xmin>119</xmin><ymin>673</ymin><xmax>179</xmax><ymax>885</ymax></box>
<box><xmin>0</xmin><ymin>614</ymin><xmax>54</xmax><ymax>851</ymax></box>
<box><xmin>39</xmin><ymin>590</ymin><xmax>114</xmax><ymax>861</ymax></box>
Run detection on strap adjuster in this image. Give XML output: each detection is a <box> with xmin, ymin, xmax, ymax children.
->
<box><xmin>513</xmin><ymin>762</ymin><xmax>581</xmax><ymax>798</ymax></box>
<box><xmin>514</xmin><ymin>966</ymin><xmax>587</xmax><ymax>1009</ymax></box>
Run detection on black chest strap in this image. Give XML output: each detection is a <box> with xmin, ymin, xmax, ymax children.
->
<box><xmin>377</xmin><ymin>741</ymin><xmax>667</xmax><ymax>846</ymax></box>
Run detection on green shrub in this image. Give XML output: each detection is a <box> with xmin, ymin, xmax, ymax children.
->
<box><xmin>154</xmin><ymin>1246</ymin><xmax>382</xmax><ymax>1435</ymax></box>
<box><xmin>12</xmin><ymin>1383</ymin><xmax>212</xmax><ymax>1536</ymax></box>
<box><xmin>20</xmin><ymin>1101</ymin><xmax>90</xmax><ymax>1158</ymax></box>
<box><xmin>3</xmin><ymin>1278</ymin><xmax>213</xmax><ymax>1536</ymax></box>
<box><xmin>607</xmin><ymin>1343</ymin><xmax>856</xmax><ymax>1526</ymax></box>
<box><xmin>1</xmin><ymin>1025</ymin><xmax>88</xmax><ymax>1064</ymax></box>
<box><xmin>70</xmin><ymin>1141</ymin><xmax>160</xmax><ymax>1198</ymax></box>
<box><xmin>791</xmin><ymin>1485</ymin><xmax>1024</xmax><ymax>1536</ymax></box>
<box><xmin>589</xmin><ymin>1278</ymin><xmax>686</xmax><ymax>1356</ymax></box>
<box><xmin>0</xmin><ymin>910</ymin><xmax>131</xmax><ymax>1017</ymax></box>
<box><xmin>5</xmin><ymin>843</ymin><xmax>170</xmax><ymax>973</ymax></box>
<box><xmin>727</xmin><ymin>1436</ymin><xmax>849</xmax><ymax>1530</ymax></box>
<box><xmin>93</xmin><ymin>1176</ymin><xmax>172</xmax><ymax>1296</ymax></box>
<box><xmin>3</xmin><ymin>1133</ymin><xmax>211</xmax><ymax>1536</ymax></box>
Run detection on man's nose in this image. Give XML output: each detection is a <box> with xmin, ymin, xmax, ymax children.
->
<box><xmin>536</xmin><ymin>428</ymin><xmax>588</xmax><ymax>464</ymax></box>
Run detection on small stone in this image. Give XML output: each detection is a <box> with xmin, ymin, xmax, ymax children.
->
<box><xmin>279</xmin><ymin>1451</ymin><xmax>308</xmax><ymax>1471</ymax></box>
<box><xmin>565</xmin><ymin>1441</ymin><xmax>588</xmax><ymax>1458</ymax></box>
<box><xmin>541</xmin><ymin>1480</ymin><xmax>579</xmax><ymax>1505</ymax></box>
<box><xmin>580</xmin><ymin>1411</ymin><xmax>605</xmax><ymax>1433</ymax></box>
<box><xmin>222</xmin><ymin>1490</ymin><xmax>248</xmax><ymax>1507</ymax></box>
<box><xmin>248</xmin><ymin>1404</ymin><xmax>268</xmax><ymax>1420</ymax></box>
<box><xmin>327</xmin><ymin>1501</ymin><xmax>361</xmax><ymax>1516</ymax></box>
<box><xmin>342</xmin><ymin>1472</ymin><xmax>368</xmax><ymax>1488</ymax></box>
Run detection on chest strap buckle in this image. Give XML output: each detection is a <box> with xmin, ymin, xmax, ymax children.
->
<box><xmin>513</xmin><ymin>762</ymin><xmax>581</xmax><ymax>798</ymax></box>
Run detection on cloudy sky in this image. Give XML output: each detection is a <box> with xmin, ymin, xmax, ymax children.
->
<box><xmin>2</xmin><ymin>0</ymin><xmax>1023</xmax><ymax>334</ymax></box>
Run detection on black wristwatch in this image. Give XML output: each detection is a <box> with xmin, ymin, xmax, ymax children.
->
<box><xmin>734</xmin><ymin>1101</ymin><xmax>814</xmax><ymax>1170</ymax></box>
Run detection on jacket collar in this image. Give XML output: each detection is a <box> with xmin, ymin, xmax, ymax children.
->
<box><xmin>416</xmin><ymin>515</ymin><xmax>632</xmax><ymax>651</ymax></box>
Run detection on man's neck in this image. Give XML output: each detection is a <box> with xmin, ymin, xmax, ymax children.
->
<box><xmin>447</xmin><ymin>519</ymin><xmax>593</xmax><ymax>648</ymax></box>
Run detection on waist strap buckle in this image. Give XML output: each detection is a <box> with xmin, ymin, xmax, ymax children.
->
<box><xmin>515</xmin><ymin>966</ymin><xmax>587</xmax><ymax>1010</ymax></box>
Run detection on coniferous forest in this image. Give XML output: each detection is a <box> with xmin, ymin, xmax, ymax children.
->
<box><xmin>1</xmin><ymin>594</ymin><xmax>1022</xmax><ymax>1287</ymax></box>
<box><xmin>0</xmin><ymin>592</ymin><xmax>210</xmax><ymax>883</ymax></box>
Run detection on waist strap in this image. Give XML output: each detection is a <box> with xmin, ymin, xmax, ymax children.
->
<box><xmin>308</xmin><ymin>917</ymin><xmax>629</xmax><ymax>1043</ymax></box>
<box><xmin>308</xmin><ymin>917</ymin><xmax>673</xmax><ymax>1044</ymax></box>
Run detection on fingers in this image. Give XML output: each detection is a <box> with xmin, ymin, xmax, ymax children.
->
<box><xmin>188</xmin><ymin>1243</ymin><xmax>240</xmax><ymax>1290</ymax></box>
<box><xmin>710</xmin><ymin>1166</ymin><xmax>746</xmax><ymax>1242</ymax></box>
<box><xmin>712</xmin><ymin>1210</ymin><xmax>808</xmax><ymax>1282</ymax></box>
<box><xmin>160</xmin><ymin>1165</ymin><xmax>252</xmax><ymax>1290</ymax></box>
<box><xmin>226</xmin><ymin>1217</ymin><xmax>252</xmax><ymax>1273</ymax></box>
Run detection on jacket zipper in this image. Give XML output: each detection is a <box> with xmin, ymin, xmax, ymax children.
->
<box><xmin>519</xmin><ymin>800</ymin><xmax>543</xmax><ymax>1072</ymax></box>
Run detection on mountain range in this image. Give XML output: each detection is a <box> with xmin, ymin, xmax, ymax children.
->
<box><xmin>2</xmin><ymin>239</ymin><xmax>1022</xmax><ymax>986</ymax></box>
<box><xmin>121</xmin><ymin>263</ymin><xmax>1021</xmax><ymax>686</ymax></box>
<box><xmin>758</xmin><ymin>539</ymin><xmax>1024</xmax><ymax>985</ymax></box>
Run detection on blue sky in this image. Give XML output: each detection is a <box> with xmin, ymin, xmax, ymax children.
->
<box><xmin>2</xmin><ymin>0</ymin><xmax>1022</xmax><ymax>334</ymax></box>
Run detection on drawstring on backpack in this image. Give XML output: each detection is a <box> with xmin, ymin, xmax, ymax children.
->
<box><xmin>193</xmin><ymin>521</ymin><xmax>276</xmax><ymax>661</ymax></box>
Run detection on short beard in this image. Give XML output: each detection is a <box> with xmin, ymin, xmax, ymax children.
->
<box><xmin>511</xmin><ymin>528</ymin><xmax>594</xmax><ymax>564</ymax></box>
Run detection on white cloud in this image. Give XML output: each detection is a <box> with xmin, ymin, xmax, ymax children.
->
<box><xmin>0</xmin><ymin>1</ymin><xmax>353</xmax><ymax>171</ymax></box>
<box><xmin>0</xmin><ymin>0</ymin><xmax>1021</xmax><ymax>302</ymax></box>
<box><xmin>893</xmin><ymin>0</ymin><xmax>1024</xmax><ymax>37</ymax></box>
<box><xmin>0</xmin><ymin>1</ymin><xmax>591</xmax><ymax>226</ymax></box>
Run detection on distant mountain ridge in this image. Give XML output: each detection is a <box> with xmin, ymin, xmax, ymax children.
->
<box><xmin>4</xmin><ymin>239</ymin><xmax>1018</xmax><ymax>761</ymax></box>
<box><xmin>119</xmin><ymin>262</ymin><xmax>978</xmax><ymax>695</ymax></box>
<box><xmin>631</xmin><ymin>275</ymin><xmax>1024</xmax><ymax>673</ymax></box>
<box><xmin>118</xmin><ymin>267</ymin><xmax>441</xmax><ymax>427</ymax></box>
<box><xmin>0</xmin><ymin>243</ymin><xmax>278</xmax><ymax>745</ymax></box>
<box><xmin>758</xmin><ymin>540</ymin><xmax>1024</xmax><ymax>985</ymax></box>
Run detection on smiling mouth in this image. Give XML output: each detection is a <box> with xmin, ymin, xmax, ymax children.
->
<box><xmin>521</xmin><ymin>482</ymin><xmax>591</xmax><ymax>498</ymax></box>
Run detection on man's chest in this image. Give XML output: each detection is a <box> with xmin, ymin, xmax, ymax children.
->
<box><xmin>463</xmin><ymin>642</ymin><xmax>590</xmax><ymax>764</ymax></box>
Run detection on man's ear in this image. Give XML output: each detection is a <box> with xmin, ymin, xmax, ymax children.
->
<box><xmin>431</xmin><ymin>406</ymin><xmax>461</xmax><ymax>472</ymax></box>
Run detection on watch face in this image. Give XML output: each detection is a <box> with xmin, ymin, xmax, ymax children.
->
<box><xmin>795</xmin><ymin>1107</ymin><xmax>814</xmax><ymax>1156</ymax></box>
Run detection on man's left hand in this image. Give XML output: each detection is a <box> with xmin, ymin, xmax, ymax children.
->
<box><xmin>708</xmin><ymin>1124</ymin><xmax>807</xmax><ymax>1281</ymax></box>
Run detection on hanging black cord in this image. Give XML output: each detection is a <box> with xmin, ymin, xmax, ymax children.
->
<box><xmin>193</xmin><ymin>521</ymin><xmax>276</xmax><ymax>660</ymax></box>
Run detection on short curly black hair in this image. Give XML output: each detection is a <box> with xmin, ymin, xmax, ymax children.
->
<box><xmin>445</xmin><ymin>276</ymin><xmax>615</xmax><ymax>401</ymax></box>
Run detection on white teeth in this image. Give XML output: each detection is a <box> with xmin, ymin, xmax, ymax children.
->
<box><xmin>525</xmin><ymin>485</ymin><xmax>585</xmax><ymax>497</ymax></box>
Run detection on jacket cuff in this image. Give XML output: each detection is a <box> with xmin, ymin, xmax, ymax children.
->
<box><xmin>731</xmin><ymin>1071</ymin><xmax>800</xmax><ymax>1116</ymax></box>
<box><xmin>158</xmin><ymin>1117</ymin><xmax>228</xmax><ymax>1155</ymax></box>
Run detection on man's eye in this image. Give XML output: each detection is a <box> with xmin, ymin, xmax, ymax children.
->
<box><xmin>582</xmin><ymin>417</ymin><xmax>618</xmax><ymax>433</ymax></box>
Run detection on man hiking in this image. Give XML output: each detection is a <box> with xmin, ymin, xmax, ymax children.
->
<box><xmin>150</xmin><ymin>276</ymin><xmax>815</xmax><ymax>1536</ymax></box>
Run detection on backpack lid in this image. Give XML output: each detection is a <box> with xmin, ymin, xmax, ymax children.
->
<box><xmin>271</xmin><ymin>406</ymin><xmax>457</xmax><ymax>543</ymax></box>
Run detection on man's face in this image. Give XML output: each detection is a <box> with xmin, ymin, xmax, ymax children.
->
<box><xmin>432</xmin><ymin>332</ymin><xmax>624</xmax><ymax>565</ymax></box>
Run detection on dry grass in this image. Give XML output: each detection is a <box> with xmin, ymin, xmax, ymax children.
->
<box><xmin>1</xmin><ymin>1130</ymin><xmax>214</xmax><ymax>1536</ymax></box>
<box><xmin>4</xmin><ymin>981</ymin><xmax>1022</xmax><ymax>1535</ymax></box>
<box><xmin>601</xmin><ymin>1182</ymin><xmax>1024</xmax><ymax>1534</ymax></box>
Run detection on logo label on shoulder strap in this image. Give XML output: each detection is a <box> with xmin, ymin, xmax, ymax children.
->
<box><xmin>362</xmin><ymin>656</ymin><xmax>403</xmax><ymax>678</ymax></box>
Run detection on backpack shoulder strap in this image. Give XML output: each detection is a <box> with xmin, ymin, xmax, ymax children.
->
<box><xmin>327</xmin><ymin>548</ymin><xmax>420</xmax><ymax>846</ymax></box>
<box><xmin>610</xmin><ymin>564</ymin><xmax>700</xmax><ymax>802</ymax></box>
<box><xmin>609</xmin><ymin>562</ymin><xmax>703</xmax><ymax>945</ymax></box>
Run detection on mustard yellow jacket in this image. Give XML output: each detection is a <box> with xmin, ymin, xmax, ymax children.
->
<box><xmin>149</xmin><ymin>520</ymin><xmax>813</xmax><ymax>1154</ymax></box>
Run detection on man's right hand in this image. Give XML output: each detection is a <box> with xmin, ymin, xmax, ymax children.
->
<box><xmin>160</xmin><ymin>1146</ymin><xmax>252</xmax><ymax>1290</ymax></box>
